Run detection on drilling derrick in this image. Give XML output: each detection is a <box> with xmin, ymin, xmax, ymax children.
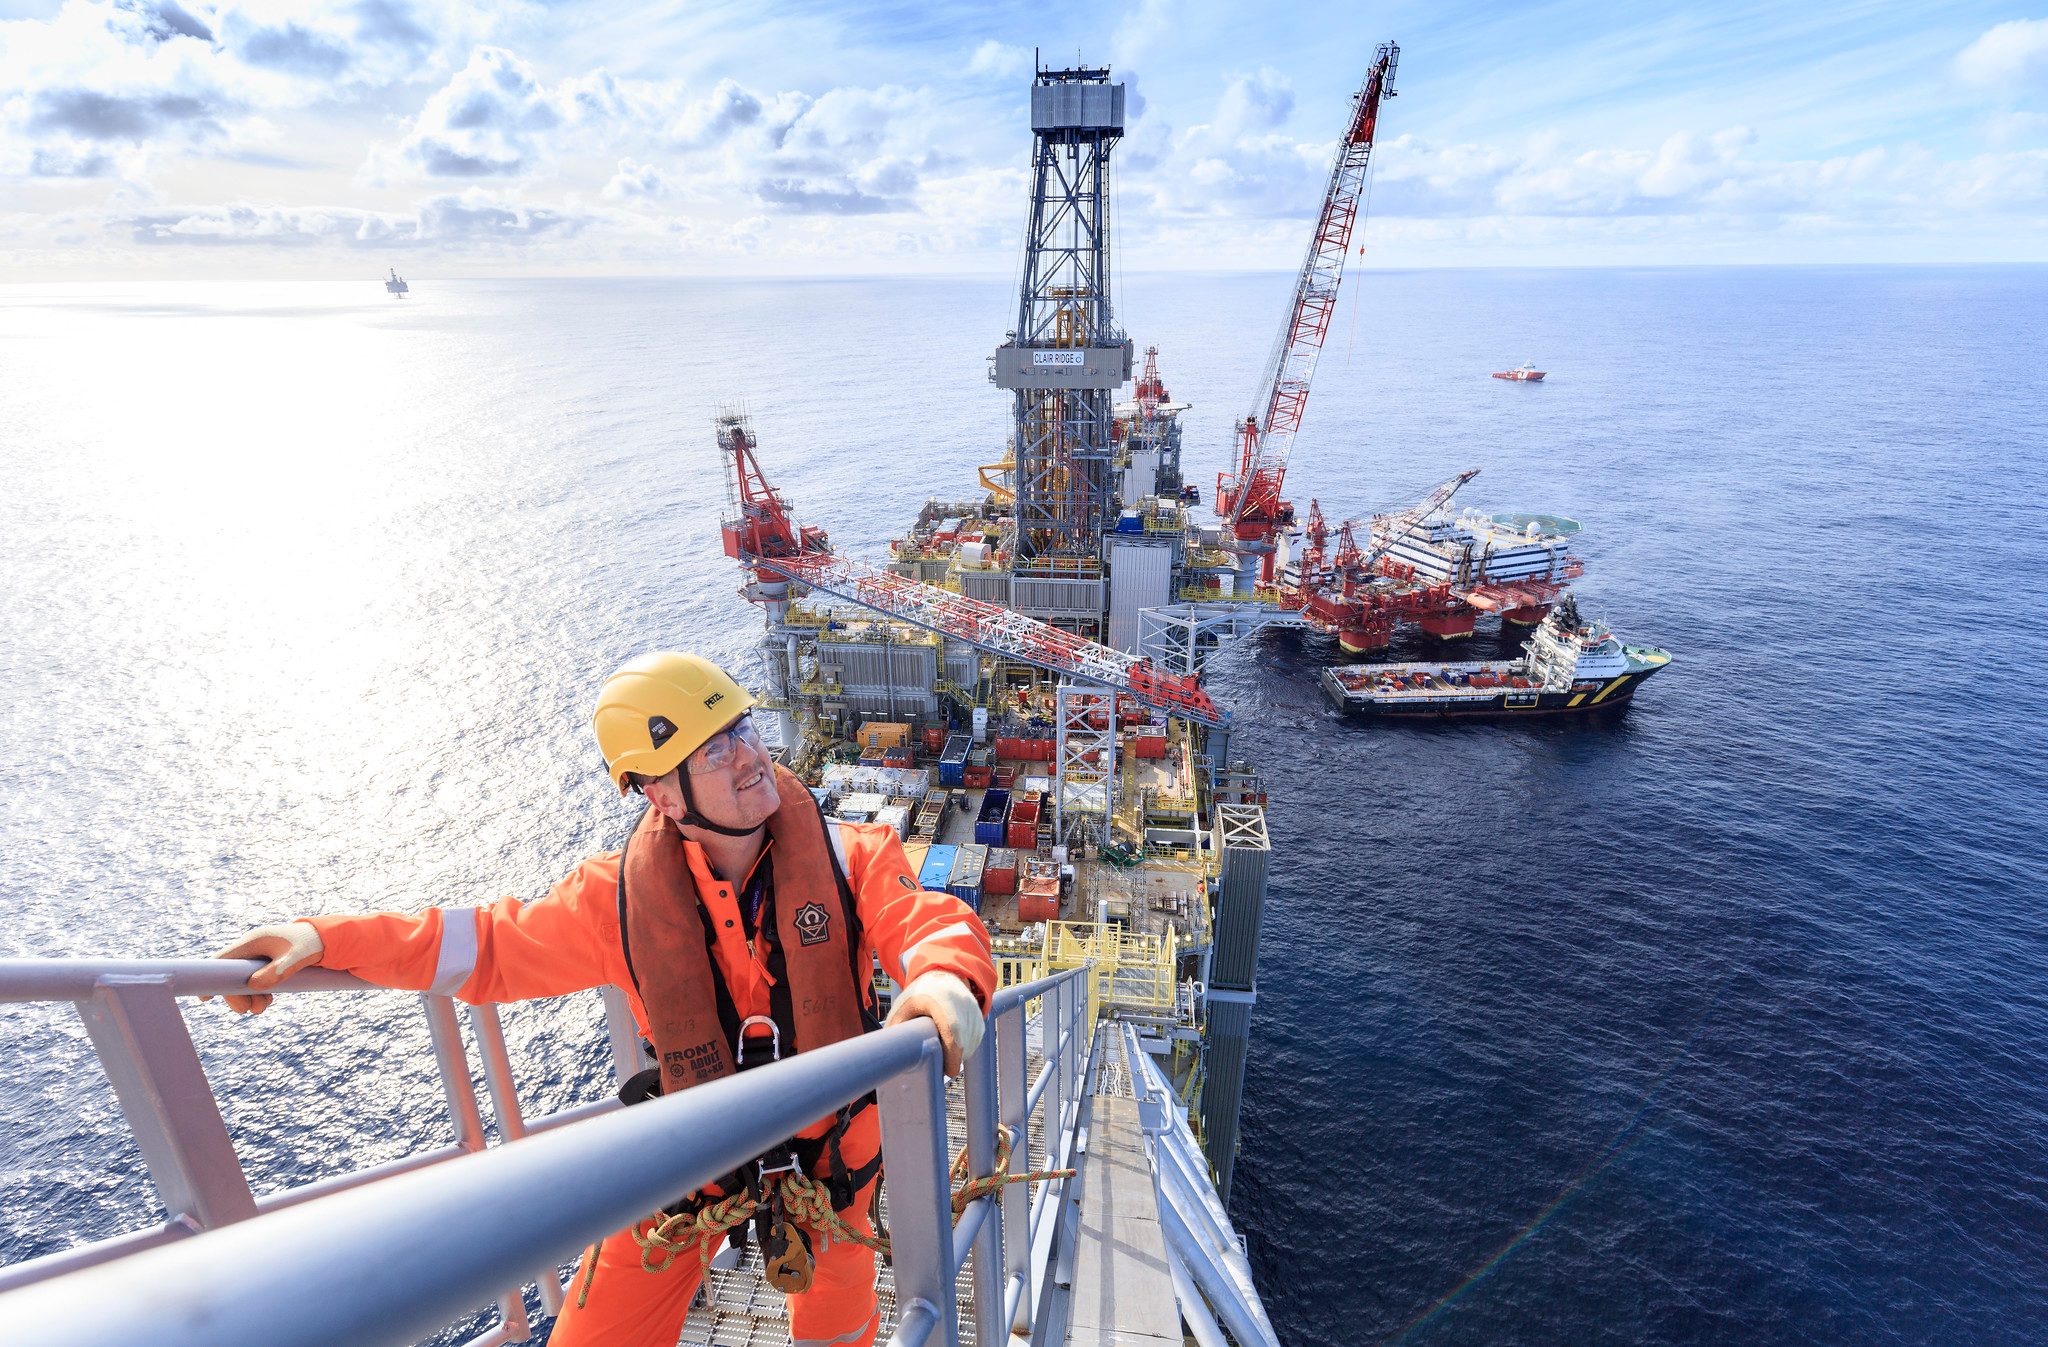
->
<box><xmin>1217</xmin><ymin>41</ymin><xmax>1399</xmax><ymax>587</ymax></box>
<box><xmin>990</xmin><ymin>63</ymin><xmax>1134</xmax><ymax>639</ymax></box>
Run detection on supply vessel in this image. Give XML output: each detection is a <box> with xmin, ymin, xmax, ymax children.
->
<box><xmin>1319</xmin><ymin>593</ymin><xmax>1671</xmax><ymax>718</ymax></box>
<box><xmin>1492</xmin><ymin>362</ymin><xmax>1544</xmax><ymax>381</ymax></box>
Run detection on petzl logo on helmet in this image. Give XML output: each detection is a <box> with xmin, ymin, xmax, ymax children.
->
<box><xmin>703</xmin><ymin>690</ymin><xmax>725</xmax><ymax>711</ymax></box>
<box><xmin>793</xmin><ymin>901</ymin><xmax>831</xmax><ymax>947</ymax></box>
<box><xmin>647</xmin><ymin>715</ymin><xmax>678</xmax><ymax>749</ymax></box>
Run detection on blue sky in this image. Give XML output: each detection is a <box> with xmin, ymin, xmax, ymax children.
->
<box><xmin>2</xmin><ymin>0</ymin><xmax>2044</xmax><ymax>275</ymax></box>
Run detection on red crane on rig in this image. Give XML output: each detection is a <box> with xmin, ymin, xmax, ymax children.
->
<box><xmin>716</xmin><ymin>415</ymin><xmax>1227</xmax><ymax>727</ymax></box>
<box><xmin>1215</xmin><ymin>41</ymin><xmax>1399</xmax><ymax>585</ymax></box>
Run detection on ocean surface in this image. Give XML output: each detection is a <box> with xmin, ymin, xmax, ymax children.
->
<box><xmin>2</xmin><ymin>266</ymin><xmax>2045</xmax><ymax>1345</ymax></box>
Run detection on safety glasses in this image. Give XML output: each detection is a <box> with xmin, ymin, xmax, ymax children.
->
<box><xmin>687</xmin><ymin>714</ymin><xmax>763</xmax><ymax>775</ymax></box>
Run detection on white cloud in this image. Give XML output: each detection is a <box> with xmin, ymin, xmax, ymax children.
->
<box><xmin>603</xmin><ymin>157</ymin><xmax>668</xmax><ymax>200</ymax></box>
<box><xmin>121</xmin><ymin>188</ymin><xmax>603</xmax><ymax>245</ymax></box>
<box><xmin>1111</xmin><ymin>0</ymin><xmax>1173</xmax><ymax>67</ymax></box>
<box><xmin>966</xmin><ymin>41</ymin><xmax>1030</xmax><ymax>81</ymax></box>
<box><xmin>669</xmin><ymin>77</ymin><xmax>764</xmax><ymax>148</ymax></box>
<box><xmin>1953</xmin><ymin>18</ymin><xmax>2048</xmax><ymax>91</ymax></box>
<box><xmin>1368</xmin><ymin>127</ymin><xmax>2048</xmax><ymax>222</ymax></box>
<box><xmin>396</xmin><ymin>45</ymin><xmax>561</xmax><ymax>177</ymax></box>
<box><xmin>1213</xmin><ymin>67</ymin><xmax>1293</xmax><ymax>138</ymax></box>
<box><xmin>0</xmin><ymin>0</ymin><xmax>517</xmax><ymax>180</ymax></box>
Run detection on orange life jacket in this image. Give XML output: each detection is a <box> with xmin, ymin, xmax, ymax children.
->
<box><xmin>615</xmin><ymin>763</ymin><xmax>881</xmax><ymax>1206</ymax></box>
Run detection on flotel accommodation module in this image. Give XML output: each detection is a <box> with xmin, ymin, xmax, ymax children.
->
<box><xmin>0</xmin><ymin>59</ymin><xmax>1284</xmax><ymax>1347</ymax></box>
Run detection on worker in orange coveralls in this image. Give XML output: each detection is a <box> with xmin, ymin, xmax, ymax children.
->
<box><xmin>208</xmin><ymin>652</ymin><xmax>996</xmax><ymax>1347</ymax></box>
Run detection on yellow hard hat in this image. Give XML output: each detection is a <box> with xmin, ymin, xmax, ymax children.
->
<box><xmin>591</xmin><ymin>652</ymin><xmax>757</xmax><ymax>792</ymax></box>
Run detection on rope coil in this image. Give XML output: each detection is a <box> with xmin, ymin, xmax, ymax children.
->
<box><xmin>579</xmin><ymin>1130</ymin><xmax>1075</xmax><ymax>1305</ymax></box>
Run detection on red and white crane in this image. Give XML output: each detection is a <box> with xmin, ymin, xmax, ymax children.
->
<box><xmin>1216</xmin><ymin>42</ymin><xmax>1399</xmax><ymax>583</ymax></box>
<box><xmin>717</xmin><ymin>417</ymin><xmax>1228</xmax><ymax>728</ymax></box>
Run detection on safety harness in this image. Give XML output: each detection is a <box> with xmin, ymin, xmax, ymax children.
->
<box><xmin>611</xmin><ymin>763</ymin><xmax>883</xmax><ymax>1292</ymax></box>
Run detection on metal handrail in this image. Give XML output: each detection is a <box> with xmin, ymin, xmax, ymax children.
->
<box><xmin>0</xmin><ymin>957</ymin><xmax>1096</xmax><ymax>1347</ymax></box>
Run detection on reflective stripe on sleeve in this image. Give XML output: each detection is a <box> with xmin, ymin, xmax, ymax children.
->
<box><xmin>429</xmin><ymin>908</ymin><xmax>480</xmax><ymax>995</ymax></box>
<box><xmin>827</xmin><ymin>820</ymin><xmax>851</xmax><ymax>876</ymax></box>
<box><xmin>899</xmin><ymin>920</ymin><xmax>979</xmax><ymax>980</ymax></box>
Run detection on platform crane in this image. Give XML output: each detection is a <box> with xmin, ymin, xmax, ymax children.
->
<box><xmin>715</xmin><ymin>414</ymin><xmax>1227</xmax><ymax>728</ymax></box>
<box><xmin>1344</xmin><ymin>468</ymin><xmax>1479</xmax><ymax>581</ymax></box>
<box><xmin>1215</xmin><ymin>41</ymin><xmax>1399</xmax><ymax>584</ymax></box>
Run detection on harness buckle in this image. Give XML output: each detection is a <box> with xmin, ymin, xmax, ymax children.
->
<box><xmin>735</xmin><ymin>1014</ymin><xmax>781</xmax><ymax>1070</ymax></box>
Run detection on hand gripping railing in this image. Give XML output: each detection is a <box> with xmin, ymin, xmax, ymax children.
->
<box><xmin>0</xmin><ymin>957</ymin><xmax>1097</xmax><ymax>1347</ymax></box>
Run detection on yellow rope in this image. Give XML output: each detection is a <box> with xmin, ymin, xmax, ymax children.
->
<box><xmin>624</xmin><ymin>1131</ymin><xmax>1075</xmax><ymax>1279</ymax></box>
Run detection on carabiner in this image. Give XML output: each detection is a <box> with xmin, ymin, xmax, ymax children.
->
<box><xmin>736</xmin><ymin>1014</ymin><xmax>781</xmax><ymax>1068</ymax></box>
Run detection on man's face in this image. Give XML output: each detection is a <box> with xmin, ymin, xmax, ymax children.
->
<box><xmin>677</xmin><ymin>714</ymin><xmax>779</xmax><ymax>830</ymax></box>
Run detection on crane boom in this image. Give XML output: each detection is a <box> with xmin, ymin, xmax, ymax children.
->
<box><xmin>715</xmin><ymin>414</ymin><xmax>1227</xmax><ymax>728</ymax></box>
<box><xmin>1347</xmin><ymin>468</ymin><xmax>1479</xmax><ymax>576</ymax></box>
<box><xmin>1218</xmin><ymin>42</ymin><xmax>1400</xmax><ymax>544</ymax></box>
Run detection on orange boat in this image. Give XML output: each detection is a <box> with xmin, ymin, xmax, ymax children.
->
<box><xmin>1492</xmin><ymin>362</ymin><xmax>1544</xmax><ymax>381</ymax></box>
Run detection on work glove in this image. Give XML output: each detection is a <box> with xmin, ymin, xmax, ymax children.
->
<box><xmin>200</xmin><ymin>921</ymin><xmax>325</xmax><ymax>1015</ymax></box>
<box><xmin>884</xmin><ymin>970</ymin><xmax>985</xmax><ymax>1077</ymax></box>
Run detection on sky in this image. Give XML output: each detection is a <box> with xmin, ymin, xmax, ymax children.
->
<box><xmin>1</xmin><ymin>0</ymin><xmax>2045</xmax><ymax>277</ymax></box>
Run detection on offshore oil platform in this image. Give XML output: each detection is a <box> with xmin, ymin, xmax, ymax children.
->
<box><xmin>0</xmin><ymin>43</ymin><xmax>1663</xmax><ymax>1347</ymax></box>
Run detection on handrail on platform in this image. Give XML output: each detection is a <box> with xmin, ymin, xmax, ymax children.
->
<box><xmin>0</xmin><ymin>957</ymin><xmax>1096</xmax><ymax>1347</ymax></box>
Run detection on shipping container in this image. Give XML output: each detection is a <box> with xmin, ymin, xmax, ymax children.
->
<box><xmin>984</xmin><ymin>848</ymin><xmax>1018</xmax><ymax>896</ymax></box>
<box><xmin>939</xmin><ymin>733</ymin><xmax>972</xmax><ymax>787</ymax></box>
<box><xmin>922</xmin><ymin>725</ymin><xmax>946</xmax><ymax>754</ymax></box>
<box><xmin>874</xmin><ymin>805</ymin><xmax>910</xmax><ymax>839</ymax></box>
<box><xmin>975</xmin><ymin>789</ymin><xmax>1011</xmax><ymax>846</ymax></box>
<box><xmin>857</xmin><ymin>721</ymin><xmax>911</xmax><ymax>752</ymax></box>
<box><xmin>949</xmin><ymin>843</ymin><xmax>988</xmax><ymax>904</ymax></box>
<box><xmin>918</xmin><ymin>845</ymin><xmax>958</xmax><ymax>893</ymax></box>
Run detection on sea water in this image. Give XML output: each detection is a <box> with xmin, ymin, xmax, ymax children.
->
<box><xmin>1</xmin><ymin>267</ymin><xmax>2044</xmax><ymax>1344</ymax></box>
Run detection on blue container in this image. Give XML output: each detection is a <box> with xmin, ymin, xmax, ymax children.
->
<box><xmin>974</xmin><ymin>789</ymin><xmax>1011</xmax><ymax>846</ymax></box>
<box><xmin>939</xmin><ymin>733</ymin><xmax>972</xmax><ymax>788</ymax></box>
<box><xmin>949</xmin><ymin>843</ymin><xmax>987</xmax><ymax>906</ymax></box>
<box><xmin>918</xmin><ymin>845</ymin><xmax>958</xmax><ymax>893</ymax></box>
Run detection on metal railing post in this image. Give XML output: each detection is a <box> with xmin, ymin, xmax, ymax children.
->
<box><xmin>470</xmin><ymin>1004</ymin><xmax>567</xmax><ymax>1318</ymax></box>
<box><xmin>997</xmin><ymin>998</ymin><xmax>1032</xmax><ymax>1335</ymax></box>
<box><xmin>75</xmin><ymin>976</ymin><xmax>257</xmax><ymax>1231</ymax></box>
<box><xmin>962</xmin><ymin>1000</ymin><xmax>1003</xmax><ymax>1347</ymax></box>
<box><xmin>423</xmin><ymin>995</ymin><xmax>528</xmax><ymax>1342</ymax></box>
<box><xmin>875</xmin><ymin>1036</ymin><xmax>958</xmax><ymax>1347</ymax></box>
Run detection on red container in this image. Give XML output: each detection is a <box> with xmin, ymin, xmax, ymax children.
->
<box><xmin>994</xmin><ymin>736</ymin><xmax>1023</xmax><ymax>760</ymax></box>
<box><xmin>883</xmin><ymin>748</ymin><xmax>912</xmax><ymax>767</ymax></box>
<box><xmin>1133</xmin><ymin>734</ymin><xmax>1167</xmax><ymax>759</ymax></box>
<box><xmin>1007</xmin><ymin>820</ymin><xmax>1036</xmax><ymax>851</ymax></box>
<box><xmin>964</xmin><ymin>765</ymin><xmax>993</xmax><ymax>789</ymax></box>
<box><xmin>993</xmin><ymin>766</ymin><xmax>1016</xmax><ymax>789</ymax></box>
<box><xmin>1018</xmin><ymin>892</ymin><xmax>1059</xmax><ymax>923</ymax></box>
<box><xmin>983</xmin><ymin>850</ymin><xmax>1017</xmax><ymax>896</ymax></box>
<box><xmin>922</xmin><ymin>726</ymin><xmax>946</xmax><ymax>754</ymax></box>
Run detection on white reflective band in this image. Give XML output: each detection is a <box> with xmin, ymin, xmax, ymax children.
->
<box><xmin>827</xmin><ymin>821</ymin><xmax>850</xmax><ymax>876</ymax></box>
<box><xmin>792</xmin><ymin>1304</ymin><xmax>878</xmax><ymax>1347</ymax></box>
<box><xmin>901</xmin><ymin>920</ymin><xmax>977</xmax><ymax>980</ymax></box>
<box><xmin>429</xmin><ymin>908</ymin><xmax>479</xmax><ymax>995</ymax></box>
